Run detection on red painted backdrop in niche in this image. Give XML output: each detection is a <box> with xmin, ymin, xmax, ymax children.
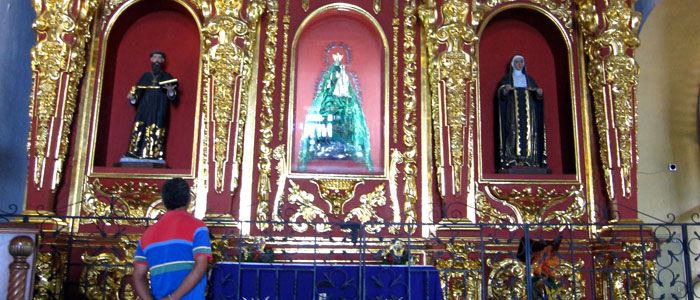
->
<box><xmin>291</xmin><ymin>10</ymin><xmax>385</xmax><ymax>175</ymax></box>
<box><xmin>479</xmin><ymin>8</ymin><xmax>576</xmax><ymax>178</ymax></box>
<box><xmin>94</xmin><ymin>1</ymin><xmax>200</xmax><ymax>172</ymax></box>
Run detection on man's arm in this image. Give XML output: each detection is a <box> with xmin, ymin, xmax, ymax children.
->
<box><xmin>160</xmin><ymin>255</ymin><xmax>209</xmax><ymax>300</ymax></box>
<box><xmin>133</xmin><ymin>263</ymin><xmax>154</xmax><ymax>300</ymax></box>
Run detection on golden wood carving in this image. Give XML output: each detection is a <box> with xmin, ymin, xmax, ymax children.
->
<box><xmin>80</xmin><ymin>235</ymin><xmax>138</xmax><ymax>300</ymax></box>
<box><xmin>34</xmin><ymin>249</ymin><xmax>67</xmax><ymax>299</ymax></box>
<box><xmin>271</xmin><ymin>145</ymin><xmax>287</xmax><ymax>231</ymax></box>
<box><xmin>388</xmin><ymin>149</ymin><xmax>403</xmax><ymax>234</ymax></box>
<box><xmin>311</xmin><ymin>179</ymin><xmax>364</xmax><ymax>216</ymax></box>
<box><xmin>419</xmin><ymin>0</ymin><xmax>477</xmax><ymax>196</ymax></box>
<box><xmin>575</xmin><ymin>0</ymin><xmax>640</xmax><ymax>203</ymax></box>
<box><xmin>302</xmin><ymin>0</ymin><xmax>310</xmax><ymax>12</ymax></box>
<box><xmin>487</xmin><ymin>256</ymin><xmax>585</xmax><ymax>299</ymax></box>
<box><xmin>594</xmin><ymin>242</ymin><xmax>654</xmax><ymax>299</ymax></box>
<box><xmin>287</xmin><ymin>180</ymin><xmax>331</xmax><ymax>233</ymax></box>
<box><xmin>278</xmin><ymin>1</ymin><xmax>291</xmax><ymax>142</ymax></box>
<box><xmin>477</xmin><ymin>186</ymin><xmax>586</xmax><ymax>231</ymax></box>
<box><xmin>391</xmin><ymin>11</ymin><xmax>399</xmax><ymax>143</ymax></box>
<box><xmin>344</xmin><ymin>184</ymin><xmax>387</xmax><ymax>234</ymax></box>
<box><xmin>103</xmin><ymin>0</ymin><xmax>129</xmax><ymax>18</ymax></box>
<box><xmin>435</xmin><ymin>243</ymin><xmax>482</xmax><ymax>300</ymax></box>
<box><xmin>401</xmin><ymin>0</ymin><xmax>419</xmax><ymax>234</ymax></box>
<box><xmin>374</xmin><ymin>0</ymin><xmax>382</xmax><ymax>14</ymax></box>
<box><xmin>29</xmin><ymin>0</ymin><xmax>99</xmax><ymax>190</ymax></box>
<box><xmin>418</xmin><ymin>1</ymin><xmax>445</xmax><ymax>197</ymax></box>
<box><xmin>471</xmin><ymin>0</ymin><xmax>572</xmax><ymax>30</ymax></box>
<box><xmin>81</xmin><ymin>179</ymin><xmax>165</xmax><ymax>225</ymax></box>
<box><xmin>202</xmin><ymin>0</ymin><xmax>265</xmax><ymax>193</ymax></box>
<box><xmin>256</xmin><ymin>0</ymin><xmax>280</xmax><ymax>230</ymax></box>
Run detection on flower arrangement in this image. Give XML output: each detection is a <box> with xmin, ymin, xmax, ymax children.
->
<box><xmin>518</xmin><ymin>237</ymin><xmax>562</xmax><ymax>299</ymax></box>
<box><xmin>377</xmin><ymin>241</ymin><xmax>409</xmax><ymax>265</ymax></box>
<box><xmin>241</xmin><ymin>238</ymin><xmax>274</xmax><ymax>263</ymax></box>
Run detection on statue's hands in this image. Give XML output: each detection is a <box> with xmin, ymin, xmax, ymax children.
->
<box><xmin>504</xmin><ymin>84</ymin><xmax>513</xmax><ymax>91</ymax></box>
<box><xmin>127</xmin><ymin>92</ymin><xmax>135</xmax><ymax>101</ymax></box>
<box><xmin>536</xmin><ymin>88</ymin><xmax>543</xmax><ymax>96</ymax></box>
<box><xmin>163</xmin><ymin>84</ymin><xmax>176</xmax><ymax>93</ymax></box>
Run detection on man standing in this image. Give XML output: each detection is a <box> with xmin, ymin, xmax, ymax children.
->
<box><xmin>133</xmin><ymin>178</ymin><xmax>211</xmax><ymax>300</ymax></box>
<box><xmin>123</xmin><ymin>50</ymin><xmax>178</xmax><ymax>162</ymax></box>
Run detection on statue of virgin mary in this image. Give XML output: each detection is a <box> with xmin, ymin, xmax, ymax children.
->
<box><xmin>298</xmin><ymin>52</ymin><xmax>373</xmax><ymax>171</ymax></box>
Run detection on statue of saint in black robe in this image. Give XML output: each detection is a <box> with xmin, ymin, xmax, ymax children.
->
<box><xmin>497</xmin><ymin>55</ymin><xmax>547</xmax><ymax>170</ymax></box>
<box><xmin>123</xmin><ymin>52</ymin><xmax>177</xmax><ymax>161</ymax></box>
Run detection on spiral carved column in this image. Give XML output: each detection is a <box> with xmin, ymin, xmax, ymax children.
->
<box><xmin>8</xmin><ymin>236</ymin><xmax>34</xmax><ymax>300</ymax></box>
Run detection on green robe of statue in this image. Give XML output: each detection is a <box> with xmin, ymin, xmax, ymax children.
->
<box><xmin>298</xmin><ymin>54</ymin><xmax>373</xmax><ymax>172</ymax></box>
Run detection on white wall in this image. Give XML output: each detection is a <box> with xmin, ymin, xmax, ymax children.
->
<box><xmin>637</xmin><ymin>0</ymin><xmax>700</xmax><ymax>223</ymax></box>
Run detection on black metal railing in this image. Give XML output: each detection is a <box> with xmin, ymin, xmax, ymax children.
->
<box><xmin>2</xmin><ymin>212</ymin><xmax>700</xmax><ymax>299</ymax></box>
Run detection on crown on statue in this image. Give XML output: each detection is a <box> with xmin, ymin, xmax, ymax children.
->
<box><xmin>332</xmin><ymin>52</ymin><xmax>344</xmax><ymax>64</ymax></box>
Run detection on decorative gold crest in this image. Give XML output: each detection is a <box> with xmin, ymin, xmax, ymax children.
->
<box><xmin>311</xmin><ymin>179</ymin><xmax>364</xmax><ymax>216</ymax></box>
<box><xmin>477</xmin><ymin>185</ymin><xmax>586</xmax><ymax>230</ymax></box>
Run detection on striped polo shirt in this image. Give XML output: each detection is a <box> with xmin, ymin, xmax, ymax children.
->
<box><xmin>134</xmin><ymin>210</ymin><xmax>212</xmax><ymax>300</ymax></box>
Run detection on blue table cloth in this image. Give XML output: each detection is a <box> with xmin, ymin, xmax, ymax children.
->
<box><xmin>208</xmin><ymin>262</ymin><xmax>444</xmax><ymax>300</ymax></box>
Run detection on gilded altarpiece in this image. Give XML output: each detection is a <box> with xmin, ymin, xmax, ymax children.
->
<box><xmin>24</xmin><ymin>0</ymin><xmax>646</xmax><ymax>298</ymax></box>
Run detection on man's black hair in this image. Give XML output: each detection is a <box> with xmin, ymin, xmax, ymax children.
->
<box><xmin>162</xmin><ymin>178</ymin><xmax>190</xmax><ymax>210</ymax></box>
<box><xmin>150</xmin><ymin>50</ymin><xmax>166</xmax><ymax>59</ymax></box>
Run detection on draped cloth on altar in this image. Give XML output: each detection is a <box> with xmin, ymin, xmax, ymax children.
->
<box><xmin>207</xmin><ymin>263</ymin><xmax>444</xmax><ymax>300</ymax></box>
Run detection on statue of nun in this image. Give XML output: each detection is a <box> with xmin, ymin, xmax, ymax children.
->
<box><xmin>497</xmin><ymin>55</ymin><xmax>548</xmax><ymax>171</ymax></box>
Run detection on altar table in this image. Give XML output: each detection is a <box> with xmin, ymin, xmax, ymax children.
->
<box><xmin>207</xmin><ymin>262</ymin><xmax>444</xmax><ymax>300</ymax></box>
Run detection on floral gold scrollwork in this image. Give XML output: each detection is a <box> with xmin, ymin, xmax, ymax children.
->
<box><xmin>278</xmin><ymin>1</ymin><xmax>291</xmax><ymax>142</ymax></box>
<box><xmin>593</xmin><ymin>242</ymin><xmax>655</xmax><ymax>300</ymax></box>
<box><xmin>210</xmin><ymin>235</ymin><xmax>233</xmax><ymax>263</ymax></box>
<box><xmin>202</xmin><ymin>0</ymin><xmax>265</xmax><ymax>193</ymax></box>
<box><xmin>81</xmin><ymin>179</ymin><xmax>165</xmax><ymax>226</ymax></box>
<box><xmin>402</xmin><ymin>0</ymin><xmax>419</xmax><ymax>234</ymax></box>
<box><xmin>575</xmin><ymin>0</ymin><xmax>640</xmax><ymax>203</ymax></box>
<box><xmin>256</xmin><ymin>0</ymin><xmax>280</xmax><ymax>231</ymax></box>
<box><xmin>475</xmin><ymin>190</ymin><xmax>517</xmax><ymax>230</ymax></box>
<box><xmin>103</xmin><ymin>0</ymin><xmax>129</xmax><ymax>18</ymax></box>
<box><xmin>29</xmin><ymin>0</ymin><xmax>99</xmax><ymax>190</ymax></box>
<box><xmin>388</xmin><ymin>149</ymin><xmax>403</xmax><ymax>234</ymax></box>
<box><xmin>80</xmin><ymin>235</ymin><xmax>139</xmax><ymax>300</ymax></box>
<box><xmin>271</xmin><ymin>145</ymin><xmax>287</xmax><ymax>231</ymax></box>
<box><xmin>435</xmin><ymin>243</ymin><xmax>483</xmax><ymax>300</ymax></box>
<box><xmin>477</xmin><ymin>186</ymin><xmax>586</xmax><ymax>231</ymax></box>
<box><xmin>287</xmin><ymin>180</ymin><xmax>331</xmax><ymax>233</ymax></box>
<box><xmin>487</xmin><ymin>256</ymin><xmax>585</xmax><ymax>299</ymax></box>
<box><xmin>471</xmin><ymin>0</ymin><xmax>573</xmax><ymax>30</ymax></box>
<box><xmin>311</xmin><ymin>179</ymin><xmax>364</xmax><ymax>216</ymax></box>
<box><xmin>419</xmin><ymin>0</ymin><xmax>477</xmax><ymax>197</ymax></box>
<box><xmin>34</xmin><ymin>249</ymin><xmax>68</xmax><ymax>299</ymax></box>
<box><xmin>391</xmin><ymin>9</ymin><xmax>399</xmax><ymax>143</ymax></box>
<box><xmin>344</xmin><ymin>184</ymin><xmax>387</xmax><ymax>234</ymax></box>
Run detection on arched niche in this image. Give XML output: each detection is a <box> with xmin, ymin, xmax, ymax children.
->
<box><xmin>92</xmin><ymin>0</ymin><xmax>201</xmax><ymax>173</ymax></box>
<box><xmin>288</xmin><ymin>4</ymin><xmax>389</xmax><ymax>176</ymax></box>
<box><xmin>478</xmin><ymin>7</ymin><xmax>576</xmax><ymax>178</ymax></box>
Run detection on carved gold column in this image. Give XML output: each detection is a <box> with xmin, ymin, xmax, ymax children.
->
<box><xmin>418</xmin><ymin>0</ymin><xmax>476</xmax><ymax>221</ymax></box>
<box><xmin>198</xmin><ymin>0</ymin><xmax>264</xmax><ymax>212</ymax></box>
<box><xmin>255</xmin><ymin>0</ymin><xmax>280</xmax><ymax>230</ymax></box>
<box><xmin>25</xmin><ymin>0</ymin><xmax>98</xmax><ymax>215</ymax></box>
<box><xmin>8</xmin><ymin>236</ymin><xmax>34</xmax><ymax>300</ymax></box>
<box><xmin>575</xmin><ymin>0</ymin><xmax>641</xmax><ymax>220</ymax></box>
